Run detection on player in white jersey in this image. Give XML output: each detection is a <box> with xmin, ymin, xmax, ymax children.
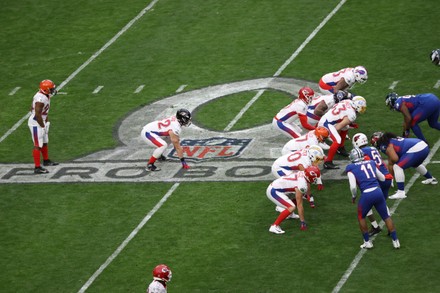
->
<box><xmin>27</xmin><ymin>79</ymin><xmax>59</xmax><ymax>174</ymax></box>
<box><xmin>273</xmin><ymin>87</ymin><xmax>316</xmax><ymax>139</ymax></box>
<box><xmin>318</xmin><ymin>96</ymin><xmax>367</xmax><ymax>169</ymax></box>
<box><xmin>318</xmin><ymin>66</ymin><xmax>368</xmax><ymax>95</ymax></box>
<box><xmin>281</xmin><ymin>126</ymin><xmax>329</xmax><ymax>155</ymax></box>
<box><xmin>267</xmin><ymin>166</ymin><xmax>321</xmax><ymax>234</ymax></box>
<box><xmin>141</xmin><ymin>109</ymin><xmax>192</xmax><ymax>171</ymax></box>
<box><xmin>147</xmin><ymin>264</ymin><xmax>172</xmax><ymax>293</ymax></box>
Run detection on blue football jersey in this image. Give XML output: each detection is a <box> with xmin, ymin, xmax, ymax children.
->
<box><xmin>345</xmin><ymin>160</ymin><xmax>380</xmax><ymax>192</ymax></box>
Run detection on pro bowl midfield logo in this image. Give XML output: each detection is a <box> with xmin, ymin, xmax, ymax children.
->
<box><xmin>168</xmin><ymin>137</ymin><xmax>252</xmax><ymax>161</ymax></box>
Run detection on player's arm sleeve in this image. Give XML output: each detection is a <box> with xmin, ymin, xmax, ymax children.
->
<box><xmin>314</xmin><ymin>102</ymin><xmax>328</xmax><ymax>116</ymax></box>
<box><xmin>347</xmin><ymin>172</ymin><xmax>357</xmax><ymax>197</ymax></box>
<box><xmin>298</xmin><ymin>114</ymin><xmax>315</xmax><ymax>130</ymax></box>
<box><xmin>400</xmin><ymin>103</ymin><xmax>412</xmax><ymax>130</ymax></box>
<box><xmin>375</xmin><ymin>168</ymin><xmax>385</xmax><ymax>182</ymax></box>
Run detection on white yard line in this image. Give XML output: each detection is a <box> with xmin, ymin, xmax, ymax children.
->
<box><xmin>0</xmin><ymin>0</ymin><xmax>161</xmax><ymax>144</ymax></box>
<box><xmin>389</xmin><ymin>81</ymin><xmax>400</xmax><ymax>90</ymax></box>
<box><xmin>224</xmin><ymin>0</ymin><xmax>348</xmax><ymax>131</ymax></box>
<box><xmin>78</xmin><ymin>182</ymin><xmax>180</xmax><ymax>293</ymax></box>
<box><xmin>332</xmin><ymin>138</ymin><xmax>440</xmax><ymax>293</ymax></box>
<box><xmin>92</xmin><ymin>86</ymin><xmax>104</xmax><ymax>94</ymax></box>
<box><xmin>8</xmin><ymin>87</ymin><xmax>21</xmax><ymax>95</ymax></box>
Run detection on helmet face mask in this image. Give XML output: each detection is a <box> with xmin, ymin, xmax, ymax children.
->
<box><xmin>352</xmin><ymin>133</ymin><xmax>368</xmax><ymax>148</ymax></box>
<box><xmin>39</xmin><ymin>79</ymin><xmax>56</xmax><ymax>95</ymax></box>
<box><xmin>385</xmin><ymin>92</ymin><xmax>399</xmax><ymax>110</ymax></box>
<box><xmin>351</xmin><ymin>96</ymin><xmax>367</xmax><ymax>114</ymax></box>
<box><xmin>354</xmin><ymin>66</ymin><xmax>368</xmax><ymax>84</ymax></box>
<box><xmin>176</xmin><ymin>108</ymin><xmax>192</xmax><ymax>126</ymax></box>
<box><xmin>349</xmin><ymin>148</ymin><xmax>364</xmax><ymax>163</ymax></box>
<box><xmin>298</xmin><ymin>86</ymin><xmax>315</xmax><ymax>104</ymax></box>
<box><xmin>153</xmin><ymin>264</ymin><xmax>172</xmax><ymax>282</ymax></box>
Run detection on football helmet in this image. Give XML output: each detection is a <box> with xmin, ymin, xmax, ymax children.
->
<box><xmin>314</xmin><ymin>126</ymin><xmax>329</xmax><ymax>142</ymax></box>
<box><xmin>352</xmin><ymin>133</ymin><xmax>368</xmax><ymax>148</ymax></box>
<box><xmin>353</xmin><ymin>66</ymin><xmax>368</xmax><ymax>84</ymax></box>
<box><xmin>307</xmin><ymin>145</ymin><xmax>325</xmax><ymax>164</ymax></box>
<box><xmin>370</xmin><ymin>131</ymin><xmax>383</xmax><ymax>148</ymax></box>
<box><xmin>385</xmin><ymin>92</ymin><xmax>399</xmax><ymax>110</ymax></box>
<box><xmin>430</xmin><ymin>49</ymin><xmax>440</xmax><ymax>66</ymax></box>
<box><xmin>153</xmin><ymin>264</ymin><xmax>172</xmax><ymax>282</ymax></box>
<box><xmin>176</xmin><ymin>108</ymin><xmax>192</xmax><ymax>126</ymax></box>
<box><xmin>349</xmin><ymin>148</ymin><xmax>364</xmax><ymax>163</ymax></box>
<box><xmin>39</xmin><ymin>79</ymin><xmax>56</xmax><ymax>95</ymax></box>
<box><xmin>351</xmin><ymin>96</ymin><xmax>367</xmax><ymax>114</ymax></box>
<box><xmin>298</xmin><ymin>86</ymin><xmax>315</xmax><ymax>104</ymax></box>
<box><xmin>304</xmin><ymin>165</ymin><xmax>321</xmax><ymax>184</ymax></box>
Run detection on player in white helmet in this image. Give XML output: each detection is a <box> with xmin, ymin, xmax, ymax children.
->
<box><xmin>319</xmin><ymin>66</ymin><xmax>368</xmax><ymax>95</ymax></box>
<box><xmin>281</xmin><ymin>126</ymin><xmax>330</xmax><ymax>155</ymax></box>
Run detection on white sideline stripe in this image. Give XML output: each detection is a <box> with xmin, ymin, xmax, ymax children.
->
<box><xmin>9</xmin><ymin>87</ymin><xmax>21</xmax><ymax>95</ymax></box>
<box><xmin>332</xmin><ymin>138</ymin><xmax>440</xmax><ymax>293</ymax></box>
<box><xmin>134</xmin><ymin>85</ymin><xmax>145</xmax><ymax>93</ymax></box>
<box><xmin>93</xmin><ymin>86</ymin><xmax>104</xmax><ymax>94</ymax></box>
<box><xmin>434</xmin><ymin>80</ymin><xmax>440</xmax><ymax>89</ymax></box>
<box><xmin>0</xmin><ymin>0</ymin><xmax>161</xmax><ymax>144</ymax></box>
<box><xmin>176</xmin><ymin>84</ymin><xmax>187</xmax><ymax>93</ymax></box>
<box><xmin>78</xmin><ymin>182</ymin><xmax>180</xmax><ymax>293</ymax></box>
<box><xmin>224</xmin><ymin>0</ymin><xmax>347</xmax><ymax>131</ymax></box>
<box><xmin>389</xmin><ymin>80</ymin><xmax>399</xmax><ymax>90</ymax></box>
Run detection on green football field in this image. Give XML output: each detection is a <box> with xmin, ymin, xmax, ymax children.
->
<box><xmin>1</xmin><ymin>0</ymin><xmax>439</xmax><ymax>292</ymax></box>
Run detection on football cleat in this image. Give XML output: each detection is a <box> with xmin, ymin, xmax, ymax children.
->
<box><xmin>34</xmin><ymin>167</ymin><xmax>49</xmax><ymax>174</ymax></box>
<box><xmin>421</xmin><ymin>177</ymin><xmax>438</xmax><ymax>185</ymax></box>
<box><xmin>430</xmin><ymin>49</ymin><xmax>440</xmax><ymax>66</ymax></box>
<box><xmin>146</xmin><ymin>164</ymin><xmax>161</xmax><ymax>171</ymax></box>
<box><xmin>392</xmin><ymin>239</ymin><xmax>401</xmax><ymax>249</ymax></box>
<box><xmin>158</xmin><ymin>155</ymin><xmax>168</xmax><ymax>162</ymax></box>
<box><xmin>324</xmin><ymin>161</ymin><xmax>340</xmax><ymax>169</ymax></box>
<box><xmin>368</xmin><ymin>226</ymin><xmax>382</xmax><ymax>237</ymax></box>
<box><xmin>43</xmin><ymin>160</ymin><xmax>59</xmax><ymax>166</ymax></box>
<box><xmin>388</xmin><ymin>190</ymin><xmax>407</xmax><ymax>199</ymax></box>
<box><xmin>337</xmin><ymin>146</ymin><xmax>350</xmax><ymax>157</ymax></box>
<box><xmin>360</xmin><ymin>240</ymin><xmax>373</xmax><ymax>249</ymax></box>
<box><xmin>269</xmin><ymin>225</ymin><xmax>285</xmax><ymax>234</ymax></box>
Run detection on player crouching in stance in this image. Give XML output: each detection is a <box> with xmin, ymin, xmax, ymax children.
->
<box><xmin>147</xmin><ymin>264</ymin><xmax>172</xmax><ymax>293</ymax></box>
<box><xmin>346</xmin><ymin>148</ymin><xmax>400</xmax><ymax>249</ymax></box>
<box><xmin>281</xmin><ymin>126</ymin><xmax>330</xmax><ymax>155</ymax></box>
<box><xmin>267</xmin><ymin>166</ymin><xmax>321</xmax><ymax>234</ymax></box>
<box><xmin>141</xmin><ymin>109</ymin><xmax>192</xmax><ymax>171</ymax></box>
<box><xmin>374</xmin><ymin>132</ymin><xmax>437</xmax><ymax>199</ymax></box>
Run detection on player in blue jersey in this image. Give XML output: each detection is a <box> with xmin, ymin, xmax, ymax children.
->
<box><xmin>374</xmin><ymin>132</ymin><xmax>437</xmax><ymax>199</ymax></box>
<box><xmin>345</xmin><ymin>148</ymin><xmax>400</xmax><ymax>249</ymax></box>
<box><xmin>385</xmin><ymin>92</ymin><xmax>440</xmax><ymax>144</ymax></box>
<box><xmin>352</xmin><ymin>132</ymin><xmax>394</xmax><ymax>236</ymax></box>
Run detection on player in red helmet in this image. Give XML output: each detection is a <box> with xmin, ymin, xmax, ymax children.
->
<box><xmin>147</xmin><ymin>264</ymin><xmax>172</xmax><ymax>293</ymax></box>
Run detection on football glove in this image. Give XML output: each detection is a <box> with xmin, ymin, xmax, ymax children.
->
<box><xmin>352</xmin><ymin>196</ymin><xmax>356</xmax><ymax>204</ymax></box>
<box><xmin>402</xmin><ymin>129</ymin><xmax>410</xmax><ymax>138</ymax></box>
<box><xmin>181</xmin><ymin>158</ymin><xmax>190</xmax><ymax>169</ymax></box>
<box><xmin>317</xmin><ymin>184</ymin><xmax>324</xmax><ymax>191</ymax></box>
<box><xmin>300</xmin><ymin>221</ymin><xmax>308</xmax><ymax>231</ymax></box>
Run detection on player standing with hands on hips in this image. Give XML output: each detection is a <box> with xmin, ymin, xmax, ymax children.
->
<box><xmin>141</xmin><ymin>108</ymin><xmax>192</xmax><ymax>171</ymax></box>
<box><xmin>28</xmin><ymin>79</ymin><xmax>59</xmax><ymax>174</ymax></box>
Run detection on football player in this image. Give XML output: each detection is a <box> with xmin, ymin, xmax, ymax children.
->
<box><xmin>273</xmin><ymin>87</ymin><xmax>316</xmax><ymax>139</ymax></box>
<box><xmin>318</xmin><ymin>66</ymin><xmax>368</xmax><ymax>94</ymax></box>
<box><xmin>141</xmin><ymin>108</ymin><xmax>192</xmax><ymax>171</ymax></box>
<box><xmin>267</xmin><ymin>166</ymin><xmax>321</xmax><ymax>234</ymax></box>
<box><xmin>385</xmin><ymin>92</ymin><xmax>440</xmax><ymax>144</ymax></box>
<box><xmin>281</xmin><ymin>126</ymin><xmax>329</xmax><ymax>155</ymax></box>
<box><xmin>27</xmin><ymin>79</ymin><xmax>59</xmax><ymax>174</ymax></box>
<box><xmin>352</xmin><ymin>132</ymin><xmax>394</xmax><ymax>236</ymax></box>
<box><xmin>346</xmin><ymin>148</ymin><xmax>400</xmax><ymax>249</ymax></box>
<box><xmin>430</xmin><ymin>49</ymin><xmax>440</xmax><ymax>66</ymax></box>
<box><xmin>375</xmin><ymin>132</ymin><xmax>437</xmax><ymax>199</ymax></box>
<box><xmin>147</xmin><ymin>264</ymin><xmax>172</xmax><ymax>293</ymax></box>
<box><xmin>272</xmin><ymin>145</ymin><xmax>325</xmax><ymax>209</ymax></box>
<box><xmin>318</xmin><ymin>96</ymin><xmax>367</xmax><ymax>169</ymax></box>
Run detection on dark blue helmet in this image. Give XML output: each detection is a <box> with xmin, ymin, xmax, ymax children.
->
<box><xmin>385</xmin><ymin>92</ymin><xmax>399</xmax><ymax>110</ymax></box>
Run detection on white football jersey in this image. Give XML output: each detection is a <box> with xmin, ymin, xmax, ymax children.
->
<box><xmin>270</xmin><ymin>171</ymin><xmax>309</xmax><ymax>195</ymax></box>
<box><xmin>321</xmin><ymin>67</ymin><xmax>356</xmax><ymax>89</ymax></box>
<box><xmin>318</xmin><ymin>100</ymin><xmax>357</xmax><ymax>126</ymax></box>
<box><xmin>30</xmin><ymin>92</ymin><xmax>51</xmax><ymax>122</ymax></box>
<box><xmin>306</xmin><ymin>94</ymin><xmax>336</xmax><ymax>124</ymax></box>
<box><xmin>147</xmin><ymin>280</ymin><xmax>167</xmax><ymax>293</ymax></box>
<box><xmin>282</xmin><ymin>131</ymin><xmax>320</xmax><ymax>155</ymax></box>
<box><xmin>274</xmin><ymin>98</ymin><xmax>308</xmax><ymax>124</ymax></box>
<box><xmin>272</xmin><ymin>149</ymin><xmax>312</xmax><ymax>178</ymax></box>
<box><xmin>143</xmin><ymin>115</ymin><xmax>182</xmax><ymax>137</ymax></box>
